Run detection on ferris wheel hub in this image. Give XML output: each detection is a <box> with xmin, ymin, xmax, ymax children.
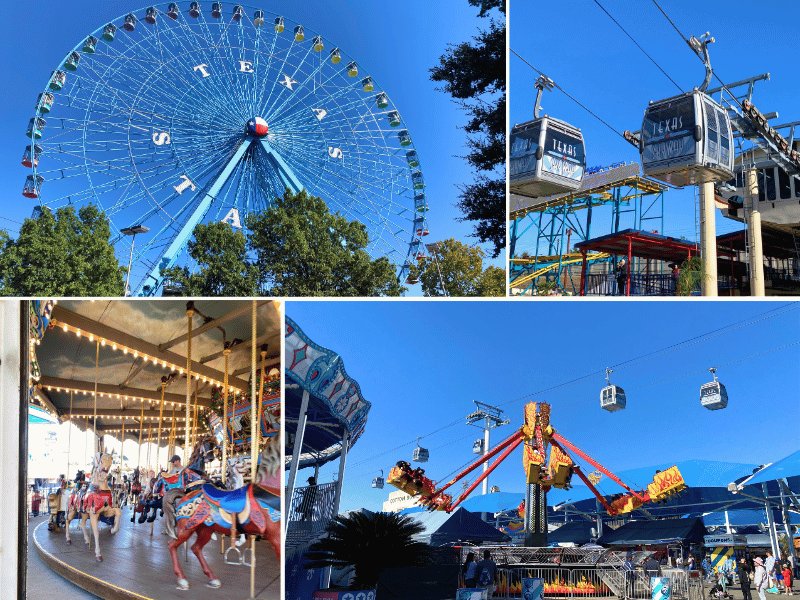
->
<box><xmin>246</xmin><ymin>117</ymin><xmax>269</xmax><ymax>137</ymax></box>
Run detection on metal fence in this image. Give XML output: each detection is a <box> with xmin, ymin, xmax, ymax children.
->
<box><xmin>286</xmin><ymin>482</ymin><xmax>337</xmax><ymax>549</ymax></box>
<box><xmin>584</xmin><ymin>274</ymin><xmax>692</xmax><ymax>296</ymax></box>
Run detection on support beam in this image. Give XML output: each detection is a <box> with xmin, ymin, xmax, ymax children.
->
<box><xmin>159</xmin><ymin>301</ymin><xmax>270</xmax><ymax>352</ymax></box>
<box><xmin>744</xmin><ymin>169</ymin><xmax>766</xmax><ymax>296</ymax></box>
<box><xmin>285</xmin><ymin>389</ymin><xmax>311</xmax><ymax>532</ymax></box>
<box><xmin>699</xmin><ymin>181</ymin><xmax>718</xmax><ymax>296</ymax></box>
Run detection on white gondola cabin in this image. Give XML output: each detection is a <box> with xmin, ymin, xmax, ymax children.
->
<box><xmin>510</xmin><ymin>117</ymin><xmax>586</xmax><ymax>198</ymax></box>
<box><xmin>362</xmin><ymin>77</ymin><xmax>374</xmax><ymax>92</ymax></box>
<box><xmin>398</xmin><ymin>130</ymin><xmax>411</xmax><ymax>147</ymax></box>
<box><xmin>600</xmin><ymin>368</ymin><xmax>625</xmax><ymax>412</ymax></box>
<box><xmin>23</xmin><ymin>175</ymin><xmax>44</xmax><ymax>199</ymax></box>
<box><xmin>167</xmin><ymin>3</ymin><xmax>179</xmax><ymax>20</ymax></box>
<box><xmin>253</xmin><ymin>10</ymin><xmax>264</xmax><ymax>26</ymax></box>
<box><xmin>406</xmin><ymin>150</ymin><xmax>419</xmax><ymax>167</ymax></box>
<box><xmin>375</xmin><ymin>93</ymin><xmax>388</xmax><ymax>109</ymax></box>
<box><xmin>49</xmin><ymin>70</ymin><xmax>66</xmax><ymax>91</ymax></box>
<box><xmin>232</xmin><ymin>5</ymin><xmax>244</xmax><ymax>21</ymax></box>
<box><xmin>388</xmin><ymin>111</ymin><xmax>401</xmax><ymax>127</ymax></box>
<box><xmin>347</xmin><ymin>62</ymin><xmax>358</xmax><ymax>77</ymax></box>
<box><xmin>312</xmin><ymin>36</ymin><xmax>324</xmax><ymax>52</ymax></box>
<box><xmin>293</xmin><ymin>25</ymin><xmax>304</xmax><ymax>41</ymax></box>
<box><xmin>37</xmin><ymin>92</ymin><xmax>54</xmax><ymax>114</ymax></box>
<box><xmin>26</xmin><ymin>117</ymin><xmax>46</xmax><ymax>140</ymax></box>
<box><xmin>411</xmin><ymin>171</ymin><xmax>424</xmax><ymax>190</ymax></box>
<box><xmin>413</xmin><ymin>216</ymin><xmax>429</xmax><ymax>237</ymax></box>
<box><xmin>82</xmin><ymin>35</ymin><xmax>98</xmax><ymax>53</ymax></box>
<box><xmin>144</xmin><ymin>7</ymin><xmax>157</xmax><ymax>24</ymax></box>
<box><xmin>473</xmin><ymin>439</ymin><xmax>485</xmax><ymax>454</ymax></box>
<box><xmin>22</xmin><ymin>145</ymin><xmax>43</xmax><ymax>168</ymax></box>
<box><xmin>700</xmin><ymin>368</ymin><xmax>728</xmax><ymax>410</ymax></box>
<box><xmin>330</xmin><ymin>48</ymin><xmax>341</xmax><ymax>64</ymax></box>
<box><xmin>64</xmin><ymin>51</ymin><xmax>80</xmax><ymax>71</ymax></box>
<box><xmin>410</xmin><ymin>240</ymin><xmax>424</xmax><ymax>260</ymax></box>
<box><xmin>414</xmin><ymin>194</ymin><xmax>428</xmax><ymax>213</ymax></box>
<box><xmin>372</xmin><ymin>471</ymin><xmax>385</xmax><ymax>489</ymax></box>
<box><xmin>274</xmin><ymin>17</ymin><xmax>285</xmax><ymax>33</ymax></box>
<box><xmin>189</xmin><ymin>2</ymin><xmax>201</xmax><ymax>17</ymax></box>
<box><xmin>123</xmin><ymin>13</ymin><xmax>137</xmax><ymax>32</ymax></box>
<box><xmin>102</xmin><ymin>23</ymin><xmax>117</xmax><ymax>42</ymax></box>
<box><xmin>640</xmin><ymin>90</ymin><xmax>733</xmax><ymax>187</ymax></box>
<box><xmin>413</xmin><ymin>438</ymin><xmax>429</xmax><ymax>463</ymax></box>
<box><xmin>211</xmin><ymin>2</ymin><xmax>222</xmax><ymax>18</ymax></box>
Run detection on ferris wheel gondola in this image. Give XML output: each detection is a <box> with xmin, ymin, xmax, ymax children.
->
<box><xmin>510</xmin><ymin>75</ymin><xmax>586</xmax><ymax>198</ymax></box>
<box><xmin>700</xmin><ymin>367</ymin><xmax>728</xmax><ymax>410</ymax></box>
<box><xmin>600</xmin><ymin>368</ymin><xmax>626</xmax><ymax>412</ymax></box>
<box><xmin>638</xmin><ymin>33</ymin><xmax>734</xmax><ymax>187</ymax></box>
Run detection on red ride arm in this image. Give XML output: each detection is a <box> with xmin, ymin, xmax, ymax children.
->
<box><xmin>436</xmin><ymin>430</ymin><xmax>524</xmax><ymax>494</ymax></box>
<box><xmin>571</xmin><ymin>464</ymin><xmax>617</xmax><ymax>516</ymax></box>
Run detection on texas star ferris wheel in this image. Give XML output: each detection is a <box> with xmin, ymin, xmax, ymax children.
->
<box><xmin>21</xmin><ymin>2</ymin><xmax>429</xmax><ymax>295</ymax></box>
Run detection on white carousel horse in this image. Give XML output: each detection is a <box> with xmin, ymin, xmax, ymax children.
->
<box><xmin>65</xmin><ymin>452</ymin><xmax>123</xmax><ymax>561</ymax></box>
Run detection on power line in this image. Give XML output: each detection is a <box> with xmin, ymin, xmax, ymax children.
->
<box><xmin>510</xmin><ymin>48</ymin><xmax>628</xmax><ymax>143</ymax></box>
<box><xmin>592</xmin><ymin>0</ymin><xmax>683</xmax><ymax>93</ymax></box>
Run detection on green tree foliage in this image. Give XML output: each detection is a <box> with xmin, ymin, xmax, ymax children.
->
<box><xmin>161</xmin><ymin>222</ymin><xmax>257</xmax><ymax>296</ymax></box>
<box><xmin>163</xmin><ymin>190</ymin><xmax>405</xmax><ymax>297</ymax></box>
<box><xmin>0</xmin><ymin>205</ymin><xmax>125</xmax><ymax>296</ymax></box>
<box><xmin>677</xmin><ymin>256</ymin><xmax>704</xmax><ymax>296</ymax></box>
<box><xmin>303</xmin><ymin>512</ymin><xmax>429</xmax><ymax>591</ymax></box>
<box><xmin>430</xmin><ymin>1</ymin><xmax>505</xmax><ymax>257</ymax></box>
<box><xmin>411</xmin><ymin>237</ymin><xmax>506</xmax><ymax>296</ymax></box>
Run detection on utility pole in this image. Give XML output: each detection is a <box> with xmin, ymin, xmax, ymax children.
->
<box><xmin>465</xmin><ymin>402</ymin><xmax>510</xmax><ymax>496</ymax></box>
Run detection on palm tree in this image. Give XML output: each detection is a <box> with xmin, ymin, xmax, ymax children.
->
<box><xmin>303</xmin><ymin>511</ymin><xmax>430</xmax><ymax>590</ymax></box>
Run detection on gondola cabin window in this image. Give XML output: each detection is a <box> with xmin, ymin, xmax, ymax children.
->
<box><xmin>642</xmin><ymin>97</ymin><xmax>697</xmax><ymax>165</ymax></box>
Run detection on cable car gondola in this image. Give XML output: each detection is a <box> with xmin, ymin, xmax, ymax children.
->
<box><xmin>472</xmin><ymin>439</ymin><xmax>484</xmax><ymax>454</ymax></box>
<box><xmin>600</xmin><ymin>368</ymin><xmax>626</xmax><ymax>412</ymax></box>
<box><xmin>372</xmin><ymin>470</ymin><xmax>385</xmax><ymax>489</ymax></box>
<box><xmin>510</xmin><ymin>75</ymin><xmax>586</xmax><ymax>198</ymax></box>
<box><xmin>412</xmin><ymin>437</ymin><xmax>429</xmax><ymax>463</ymax></box>
<box><xmin>638</xmin><ymin>33</ymin><xmax>733</xmax><ymax>187</ymax></box>
<box><xmin>700</xmin><ymin>367</ymin><xmax>728</xmax><ymax>410</ymax></box>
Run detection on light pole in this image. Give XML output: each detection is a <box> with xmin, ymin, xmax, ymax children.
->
<box><xmin>120</xmin><ymin>225</ymin><xmax>149</xmax><ymax>296</ymax></box>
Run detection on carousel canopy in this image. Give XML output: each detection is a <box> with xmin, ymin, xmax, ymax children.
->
<box><xmin>285</xmin><ymin>316</ymin><xmax>370</xmax><ymax>469</ymax></box>
<box><xmin>31</xmin><ymin>300</ymin><xmax>280</xmax><ymax>447</ymax></box>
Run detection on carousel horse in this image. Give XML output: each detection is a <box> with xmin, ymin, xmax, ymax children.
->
<box><xmin>65</xmin><ymin>453</ymin><xmax>122</xmax><ymax>561</ymax></box>
<box><xmin>130</xmin><ymin>467</ymin><xmax>142</xmax><ymax>505</ymax></box>
<box><xmin>132</xmin><ymin>469</ymin><xmax>157</xmax><ymax>522</ymax></box>
<box><xmin>46</xmin><ymin>475</ymin><xmax>69</xmax><ymax>532</ymax></box>
<box><xmin>163</xmin><ymin>436</ymin><xmax>281</xmax><ymax>590</ymax></box>
<box><xmin>137</xmin><ymin>434</ymin><xmax>217</xmax><ymax>524</ymax></box>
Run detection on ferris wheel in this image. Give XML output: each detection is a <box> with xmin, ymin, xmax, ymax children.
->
<box><xmin>21</xmin><ymin>2</ymin><xmax>428</xmax><ymax>295</ymax></box>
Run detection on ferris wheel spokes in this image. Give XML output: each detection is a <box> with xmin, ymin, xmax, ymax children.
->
<box><xmin>257</xmin><ymin>140</ymin><xmax>303</xmax><ymax>195</ymax></box>
<box><xmin>136</xmin><ymin>137</ymin><xmax>253</xmax><ymax>296</ymax></box>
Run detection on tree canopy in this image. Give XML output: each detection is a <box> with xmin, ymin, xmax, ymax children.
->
<box><xmin>0</xmin><ymin>205</ymin><xmax>125</xmax><ymax>296</ymax></box>
<box><xmin>411</xmin><ymin>237</ymin><xmax>505</xmax><ymax>297</ymax></box>
<box><xmin>430</xmin><ymin>1</ymin><xmax>505</xmax><ymax>257</ymax></box>
<box><xmin>163</xmin><ymin>189</ymin><xmax>405</xmax><ymax>297</ymax></box>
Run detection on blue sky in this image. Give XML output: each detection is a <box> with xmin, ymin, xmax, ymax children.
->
<box><xmin>510</xmin><ymin>0</ymin><xmax>800</xmax><ymax>253</ymax></box>
<box><xmin>0</xmin><ymin>1</ymin><xmax>504</xmax><ymax>294</ymax></box>
<box><xmin>287</xmin><ymin>300</ymin><xmax>800</xmax><ymax>513</ymax></box>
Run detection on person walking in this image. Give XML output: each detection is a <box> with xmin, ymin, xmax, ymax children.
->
<box><xmin>687</xmin><ymin>555</ymin><xmax>697</xmax><ymax>571</ymax></box>
<box><xmin>780</xmin><ymin>556</ymin><xmax>793</xmax><ymax>595</ymax></box>
<box><xmin>299</xmin><ymin>476</ymin><xmax>318</xmax><ymax>522</ymax></box>
<box><xmin>740</xmin><ymin>557</ymin><xmax>753</xmax><ymax>600</ymax></box>
<box><xmin>623</xmin><ymin>553</ymin><xmax>636</xmax><ymax>598</ymax></box>
<box><xmin>703</xmin><ymin>556</ymin><xmax>713</xmax><ymax>582</ymax></box>
<box><xmin>475</xmin><ymin>549</ymin><xmax>497</xmax><ymax>596</ymax></box>
<box><xmin>755</xmin><ymin>557</ymin><xmax>769</xmax><ymax>600</ymax></box>
<box><xmin>765</xmin><ymin>551</ymin><xmax>778</xmax><ymax>592</ymax></box>
<box><xmin>462</xmin><ymin>552</ymin><xmax>477</xmax><ymax>588</ymax></box>
<box><xmin>644</xmin><ymin>553</ymin><xmax>661</xmax><ymax>590</ymax></box>
<box><xmin>31</xmin><ymin>489</ymin><xmax>42</xmax><ymax>517</ymax></box>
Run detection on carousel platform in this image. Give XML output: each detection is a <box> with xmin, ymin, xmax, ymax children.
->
<box><xmin>32</xmin><ymin>506</ymin><xmax>280</xmax><ymax>600</ymax></box>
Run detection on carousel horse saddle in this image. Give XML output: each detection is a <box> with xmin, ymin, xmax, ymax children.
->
<box><xmin>201</xmin><ymin>483</ymin><xmax>250</xmax><ymax>513</ymax></box>
<box><xmin>253</xmin><ymin>485</ymin><xmax>280</xmax><ymax>512</ymax></box>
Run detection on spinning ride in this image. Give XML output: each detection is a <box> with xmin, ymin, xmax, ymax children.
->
<box><xmin>22</xmin><ymin>2</ymin><xmax>428</xmax><ymax>295</ymax></box>
<box><xmin>388</xmin><ymin>402</ymin><xmax>687</xmax><ymax>546</ymax></box>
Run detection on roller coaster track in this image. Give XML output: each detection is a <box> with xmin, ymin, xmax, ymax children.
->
<box><xmin>510</xmin><ymin>252</ymin><xmax>609</xmax><ymax>288</ymax></box>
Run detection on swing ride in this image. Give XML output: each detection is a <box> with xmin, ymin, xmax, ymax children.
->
<box><xmin>28</xmin><ymin>299</ymin><xmax>281</xmax><ymax>598</ymax></box>
<box><xmin>388</xmin><ymin>402</ymin><xmax>687</xmax><ymax>545</ymax></box>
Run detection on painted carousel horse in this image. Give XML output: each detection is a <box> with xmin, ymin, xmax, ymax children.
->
<box><xmin>65</xmin><ymin>453</ymin><xmax>122</xmax><ymax>561</ymax></box>
<box><xmin>130</xmin><ymin>467</ymin><xmax>142</xmax><ymax>505</ymax></box>
<box><xmin>163</xmin><ymin>436</ymin><xmax>281</xmax><ymax>590</ymax></box>
<box><xmin>137</xmin><ymin>434</ymin><xmax>217</xmax><ymax>524</ymax></box>
<box><xmin>132</xmin><ymin>469</ymin><xmax>157</xmax><ymax>522</ymax></box>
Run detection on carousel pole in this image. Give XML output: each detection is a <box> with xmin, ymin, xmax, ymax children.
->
<box><xmin>249</xmin><ymin>300</ymin><xmax>259</xmax><ymax>600</ymax></box>
<box><xmin>155</xmin><ymin>378</ymin><xmax>167</xmax><ymax>472</ymax></box>
<box><xmin>146</xmin><ymin>419</ymin><xmax>153</xmax><ymax>473</ymax></box>
<box><xmin>185</xmin><ymin>304</ymin><xmax>194</xmax><ymax>463</ymax></box>
<box><xmin>221</xmin><ymin>342</ymin><xmax>231</xmax><ymax>555</ymax></box>
<box><xmin>257</xmin><ymin>345</ymin><xmax>267</xmax><ymax>442</ymax></box>
<box><xmin>93</xmin><ymin>340</ymin><xmax>99</xmax><ymax>463</ymax></box>
<box><xmin>192</xmin><ymin>378</ymin><xmax>199</xmax><ymax>453</ymax></box>
<box><xmin>66</xmin><ymin>391</ymin><xmax>72</xmax><ymax>481</ymax></box>
<box><xmin>84</xmin><ymin>415</ymin><xmax>88</xmax><ymax>469</ymax></box>
<box><xmin>137</xmin><ymin>402</ymin><xmax>144</xmax><ymax>473</ymax></box>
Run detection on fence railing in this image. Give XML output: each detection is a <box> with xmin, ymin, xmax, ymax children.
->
<box><xmin>286</xmin><ymin>482</ymin><xmax>337</xmax><ymax>548</ymax></box>
<box><xmin>584</xmin><ymin>274</ymin><xmax>694</xmax><ymax>296</ymax></box>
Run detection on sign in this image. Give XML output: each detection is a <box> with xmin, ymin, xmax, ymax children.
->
<box><xmin>652</xmin><ymin>577</ymin><xmax>671</xmax><ymax>600</ymax></box>
<box><xmin>456</xmin><ymin>590</ymin><xmax>488</xmax><ymax>600</ymax></box>
<box><xmin>703</xmin><ymin>535</ymin><xmax>746</xmax><ymax>547</ymax></box>
<box><xmin>522</xmin><ymin>578</ymin><xmax>544</xmax><ymax>600</ymax></box>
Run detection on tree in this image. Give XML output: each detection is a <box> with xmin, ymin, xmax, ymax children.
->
<box><xmin>677</xmin><ymin>256</ymin><xmax>704</xmax><ymax>296</ymax></box>
<box><xmin>430</xmin><ymin>0</ymin><xmax>505</xmax><ymax>257</ymax></box>
<box><xmin>161</xmin><ymin>222</ymin><xmax>258</xmax><ymax>296</ymax></box>
<box><xmin>412</xmin><ymin>238</ymin><xmax>505</xmax><ymax>296</ymax></box>
<box><xmin>0</xmin><ymin>205</ymin><xmax>124</xmax><ymax>296</ymax></box>
<box><xmin>303</xmin><ymin>511</ymin><xmax>429</xmax><ymax>591</ymax></box>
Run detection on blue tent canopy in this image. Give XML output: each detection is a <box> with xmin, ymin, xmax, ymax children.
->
<box><xmin>411</xmin><ymin>507</ymin><xmax>511</xmax><ymax>546</ymax></box>
<box><xmin>740</xmin><ymin>450</ymin><xmax>800</xmax><ymax>486</ymax></box>
<box><xmin>597</xmin><ymin>517</ymin><xmax>707</xmax><ymax>546</ymax></box>
<box><xmin>548</xmin><ymin>521</ymin><xmax>597</xmax><ymax>545</ymax></box>
<box><xmin>460</xmin><ymin>491</ymin><xmax>525</xmax><ymax>514</ymax></box>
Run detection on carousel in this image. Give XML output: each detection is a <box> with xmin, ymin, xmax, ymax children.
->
<box><xmin>28</xmin><ymin>299</ymin><xmax>281</xmax><ymax>599</ymax></box>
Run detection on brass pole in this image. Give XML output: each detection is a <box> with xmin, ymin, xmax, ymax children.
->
<box><xmin>192</xmin><ymin>378</ymin><xmax>200</xmax><ymax>452</ymax></box>
<box><xmin>66</xmin><ymin>390</ymin><xmax>72</xmax><ymax>480</ymax></box>
<box><xmin>222</xmin><ymin>344</ymin><xmax>230</xmax><ymax>486</ymax></box>
<box><xmin>155</xmin><ymin>379</ymin><xmax>167</xmax><ymax>471</ymax></box>
<box><xmin>93</xmin><ymin>340</ymin><xmax>99</xmax><ymax>460</ymax></box>
<box><xmin>185</xmin><ymin>306</ymin><xmax>194</xmax><ymax>462</ymax></box>
<box><xmin>137</xmin><ymin>401</ymin><xmax>144</xmax><ymax>469</ymax></box>
<box><xmin>249</xmin><ymin>300</ymin><xmax>258</xmax><ymax>599</ymax></box>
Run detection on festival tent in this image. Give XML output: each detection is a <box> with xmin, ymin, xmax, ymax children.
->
<box><xmin>548</xmin><ymin>521</ymin><xmax>597</xmax><ymax>545</ymax></box>
<box><xmin>411</xmin><ymin>507</ymin><xmax>511</xmax><ymax>546</ymax></box>
<box><xmin>596</xmin><ymin>517</ymin><xmax>707</xmax><ymax>546</ymax></box>
<box><xmin>460</xmin><ymin>491</ymin><xmax>525</xmax><ymax>514</ymax></box>
<box><xmin>735</xmin><ymin>449</ymin><xmax>800</xmax><ymax>486</ymax></box>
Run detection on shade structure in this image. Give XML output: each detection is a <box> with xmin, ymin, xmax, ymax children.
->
<box><xmin>596</xmin><ymin>517</ymin><xmax>707</xmax><ymax>546</ymax></box>
<box><xmin>285</xmin><ymin>316</ymin><xmax>371</xmax><ymax>468</ymax></box>
<box><xmin>460</xmin><ymin>491</ymin><xmax>525</xmax><ymax>514</ymax></box>
<box><xmin>739</xmin><ymin>449</ymin><xmax>800</xmax><ymax>486</ymax></box>
<box><xmin>548</xmin><ymin>521</ymin><xmax>597</xmax><ymax>545</ymax></box>
<box><xmin>411</xmin><ymin>507</ymin><xmax>511</xmax><ymax>546</ymax></box>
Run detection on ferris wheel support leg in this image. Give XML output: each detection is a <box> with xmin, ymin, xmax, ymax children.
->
<box><xmin>258</xmin><ymin>140</ymin><xmax>304</xmax><ymax>196</ymax></box>
<box><xmin>136</xmin><ymin>139</ymin><xmax>253</xmax><ymax>296</ymax></box>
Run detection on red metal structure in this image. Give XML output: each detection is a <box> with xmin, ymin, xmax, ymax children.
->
<box><xmin>388</xmin><ymin>402</ymin><xmax>686</xmax><ymax>534</ymax></box>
